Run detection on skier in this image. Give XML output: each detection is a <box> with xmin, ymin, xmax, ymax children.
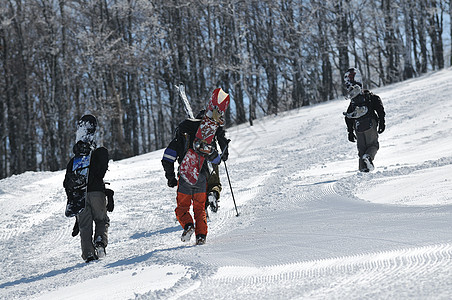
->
<box><xmin>343</xmin><ymin>67</ymin><xmax>386</xmax><ymax>172</ymax></box>
<box><xmin>162</xmin><ymin>107</ymin><xmax>229</xmax><ymax>245</ymax></box>
<box><xmin>63</xmin><ymin>115</ymin><xmax>111</xmax><ymax>262</ymax></box>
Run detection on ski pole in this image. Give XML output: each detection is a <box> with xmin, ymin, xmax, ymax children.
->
<box><xmin>223</xmin><ymin>160</ymin><xmax>239</xmax><ymax>217</ymax></box>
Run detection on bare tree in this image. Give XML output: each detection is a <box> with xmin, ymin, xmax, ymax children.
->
<box><xmin>0</xmin><ymin>0</ymin><xmax>448</xmax><ymax>179</ymax></box>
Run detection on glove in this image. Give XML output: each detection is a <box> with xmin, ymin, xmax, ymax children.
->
<box><xmin>221</xmin><ymin>148</ymin><xmax>229</xmax><ymax>161</ymax></box>
<box><xmin>378</xmin><ymin>120</ymin><xmax>385</xmax><ymax>134</ymax></box>
<box><xmin>167</xmin><ymin>177</ymin><xmax>178</xmax><ymax>188</ymax></box>
<box><xmin>208</xmin><ymin>149</ymin><xmax>221</xmax><ymax>164</ymax></box>
<box><xmin>105</xmin><ymin>188</ymin><xmax>114</xmax><ymax>212</ymax></box>
<box><xmin>348</xmin><ymin>132</ymin><xmax>356</xmax><ymax>143</ymax></box>
<box><xmin>72</xmin><ymin>219</ymin><xmax>79</xmax><ymax>237</ymax></box>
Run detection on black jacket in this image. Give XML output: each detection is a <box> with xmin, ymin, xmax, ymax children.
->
<box><xmin>162</xmin><ymin>119</ymin><xmax>228</xmax><ymax>180</ymax></box>
<box><xmin>64</xmin><ymin>146</ymin><xmax>109</xmax><ymax>192</ymax></box>
<box><xmin>345</xmin><ymin>90</ymin><xmax>385</xmax><ymax>133</ymax></box>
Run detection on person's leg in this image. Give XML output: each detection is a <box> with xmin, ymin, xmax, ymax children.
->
<box><xmin>90</xmin><ymin>191</ymin><xmax>109</xmax><ymax>248</ymax></box>
<box><xmin>77</xmin><ymin>193</ymin><xmax>96</xmax><ymax>260</ymax></box>
<box><xmin>193</xmin><ymin>173</ymin><xmax>208</xmax><ymax>237</ymax></box>
<box><xmin>175</xmin><ymin>192</ymin><xmax>194</xmax><ymax>228</ymax></box>
<box><xmin>193</xmin><ymin>192</ymin><xmax>208</xmax><ymax>236</ymax></box>
<box><xmin>364</xmin><ymin>121</ymin><xmax>379</xmax><ymax>160</ymax></box>
<box><xmin>356</xmin><ymin>131</ymin><xmax>367</xmax><ymax>171</ymax></box>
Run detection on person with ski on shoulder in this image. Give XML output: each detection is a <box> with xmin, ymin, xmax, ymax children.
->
<box><xmin>161</xmin><ymin>91</ymin><xmax>229</xmax><ymax>245</ymax></box>
<box><xmin>343</xmin><ymin>67</ymin><xmax>386</xmax><ymax>172</ymax></box>
<box><xmin>63</xmin><ymin>114</ymin><xmax>113</xmax><ymax>262</ymax></box>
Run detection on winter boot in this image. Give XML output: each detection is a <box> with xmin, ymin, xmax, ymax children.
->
<box><xmin>95</xmin><ymin>243</ymin><xmax>106</xmax><ymax>259</ymax></box>
<box><xmin>362</xmin><ymin>154</ymin><xmax>374</xmax><ymax>172</ymax></box>
<box><xmin>208</xmin><ymin>191</ymin><xmax>219</xmax><ymax>213</ymax></box>
<box><xmin>181</xmin><ymin>223</ymin><xmax>195</xmax><ymax>242</ymax></box>
<box><xmin>83</xmin><ymin>251</ymin><xmax>98</xmax><ymax>263</ymax></box>
<box><xmin>94</xmin><ymin>237</ymin><xmax>106</xmax><ymax>259</ymax></box>
<box><xmin>196</xmin><ymin>234</ymin><xmax>206</xmax><ymax>245</ymax></box>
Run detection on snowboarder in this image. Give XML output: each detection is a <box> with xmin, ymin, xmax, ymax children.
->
<box><xmin>162</xmin><ymin>90</ymin><xmax>229</xmax><ymax>245</ymax></box>
<box><xmin>343</xmin><ymin>67</ymin><xmax>386</xmax><ymax>172</ymax></box>
<box><xmin>63</xmin><ymin>115</ymin><xmax>111</xmax><ymax>262</ymax></box>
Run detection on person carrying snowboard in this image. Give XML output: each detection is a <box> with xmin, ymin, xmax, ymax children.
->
<box><xmin>343</xmin><ymin>67</ymin><xmax>386</xmax><ymax>172</ymax></box>
<box><xmin>194</xmin><ymin>110</ymin><xmax>230</xmax><ymax>214</ymax></box>
<box><xmin>63</xmin><ymin>115</ymin><xmax>111</xmax><ymax>262</ymax></box>
<box><xmin>162</xmin><ymin>90</ymin><xmax>229</xmax><ymax>245</ymax></box>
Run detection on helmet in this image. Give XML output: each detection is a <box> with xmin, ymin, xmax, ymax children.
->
<box><xmin>76</xmin><ymin>114</ymin><xmax>97</xmax><ymax>144</ymax></box>
<box><xmin>344</xmin><ymin>68</ymin><xmax>362</xmax><ymax>98</ymax></box>
<box><xmin>344</xmin><ymin>67</ymin><xmax>362</xmax><ymax>89</ymax></box>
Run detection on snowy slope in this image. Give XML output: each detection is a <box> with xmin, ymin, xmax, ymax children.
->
<box><xmin>1</xmin><ymin>69</ymin><xmax>452</xmax><ymax>299</ymax></box>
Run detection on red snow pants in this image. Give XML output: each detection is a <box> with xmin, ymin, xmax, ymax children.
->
<box><xmin>175</xmin><ymin>173</ymin><xmax>208</xmax><ymax>236</ymax></box>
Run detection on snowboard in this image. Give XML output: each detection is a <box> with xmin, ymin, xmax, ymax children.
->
<box><xmin>343</xmin><ymin>105</ymin><xmax>368</xmax><ymax>119</ymax></box>
<box><xmin>65</xmin><ymin>114</ymin><xmax>97</xmax><ymax>217</ymax></box>
<box><xmin>179</xmin><ymin>88</ymin><xmax>230</xmax><ymax>185</ymax></box>
<box><xmin>65</xmin><ymin>152</ymin><xmax>91</xmax><ymax>217</ymax></box>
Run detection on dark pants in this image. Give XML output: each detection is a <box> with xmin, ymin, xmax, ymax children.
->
<box><xmin>207</xmin><ymin>163</ymin><xmax>222</xmax><ymax>197</ymax></box>
<box><xmin>356</xmin><ymin>119</ymin><xmax>379</xmax><ymax>170</ymax></box>
<box><xmin>77</xmin><ymin>191</ymin><xmax>109</xmax><ymax>259</ymax></box>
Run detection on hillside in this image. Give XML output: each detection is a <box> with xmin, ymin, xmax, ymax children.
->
<box><xmin>1</xmin><ymin>69</ymin><xmax>452</xmax><ymax>299</ymax></box>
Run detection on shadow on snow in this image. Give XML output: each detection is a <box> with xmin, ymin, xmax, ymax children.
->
<box><xmin>129</xmin><ymin>225</ymin><xmax>181</xmax><ymax>240</ymax></box>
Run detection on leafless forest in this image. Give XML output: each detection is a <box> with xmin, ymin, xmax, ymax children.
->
<box><xmin>0</xmin><ymin>0</ymin><xmax>449</xmax><ymax>178</ymax></box>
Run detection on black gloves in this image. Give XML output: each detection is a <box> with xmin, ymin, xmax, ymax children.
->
<box><xmin>221</xmin><ymin>148</ymin><xmax>229</xmax><ymax>161</ymax></box>
<box><xmin>72</xmin><ymin>219</ymin><xmax>79</xmax><ymax>237</ymax></box>
<box><xmin>378</xmin><ymin>119</ymin><xmax>385</xmax><ymax>134</ymax></box>
<box><xmin>348</xmin><ymin>132</ymin><xmax>356</xmax><ymax>143</ymax></box>
<box><xmin>167</xmin><ymin>177</ymin><xmax>178</xmax><ymax>188</ymax></box>
<box><xmin>164</xmin><ymin>170</ymin><xmax>178</xmax><ymax>188</ymax></box>
<box><xmin>221</xmin><ymin>139</ymin><xmax>231</xmax><ymax>161</ymax></box>
<box><xmin>105</xmin><ymin>188</ymin><xmax>114</xmax><ymax>212</ymax></box>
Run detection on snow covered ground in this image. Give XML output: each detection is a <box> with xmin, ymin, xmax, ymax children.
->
<box><xmin>1</xmin><ymin>69</ymin><xmax>452</xmax><ymax>299</ymax></box>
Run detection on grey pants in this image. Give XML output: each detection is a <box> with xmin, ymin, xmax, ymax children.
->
<box><xmin>77</xmin><ymin>191</ymin><xmax>109</xmax><ymax>259</ymax></box>
<box><xmin>356</xmin><ymin>119</ymin><xmax>379</xmax><ymax>170</ymax></box>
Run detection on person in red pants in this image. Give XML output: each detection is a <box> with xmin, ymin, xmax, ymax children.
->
<box><xmin>162</xmin><ymin>111</ymin><xmax>228</xmax><ymax>245</ymax></box>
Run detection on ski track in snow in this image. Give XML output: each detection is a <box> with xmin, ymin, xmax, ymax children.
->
<box><xmin>202</xmin><ymin>244</ymin><xmax>452</xmax><ymax>299</ymax></box>
<box><xmin>1</xmin><ymin>69</ymin><xmax>452</xmax><ymax>299</ymax></box>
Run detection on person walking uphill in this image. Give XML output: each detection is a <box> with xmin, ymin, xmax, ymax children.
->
<box><xmin>343</xmin><ymin>68</ymin><xmax>386</xmax><ymax>172</ymax></box>
<box><xmin>63</xmin><ymin>115</ymin><xmax>112</xmax><ymax>263</ymax></box>
<box><xmin>162</xmin><ymin>88</ymin><xmax>230</xmax><ymax>245</ymax></box>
